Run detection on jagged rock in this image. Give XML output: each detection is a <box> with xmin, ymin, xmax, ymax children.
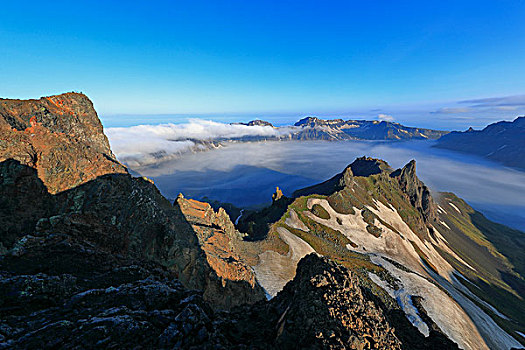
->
<box><xmin>0</xmin><ymin>93</ymin><xmax>265</xmax><ymax>313</ymax></box>
<box><xmin>390</xmin><ymin>160</ymin><xmax>437</xmax><ymax>224</ymax></box>
<box><xmin>0</xmin><ymin>93</ymin><xmax>127</xmax><ymax>194</ymax></box>
<box><xmin>220</xmin><ymin>254</ymin><xmax>458</xmax><ymax>349</ymax></box>
<box><xmin>272</xmin><ymin>186</ymin><xmax>284</xmax><ymax>201</ymax></box>
<box><xmin>177</xmin><ymin>196</ymin><xmax>266</xmax><ymax>308</ymax></box>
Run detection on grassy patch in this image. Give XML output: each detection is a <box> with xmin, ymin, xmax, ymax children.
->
<box><xmin>311</xmin><ymin>203</ymin><xmax>330</xmax><ymax>220</ymax></box>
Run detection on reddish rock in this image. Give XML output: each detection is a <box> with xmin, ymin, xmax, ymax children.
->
<box><xmin>177</xmin><ymin>196</ymin><xmax>265</xmax><ymax>306</ymax></box>
<box><xmin>0</xmin><ymin>92</ymin><xmax>127</xmax><ymax>193</ymax></box>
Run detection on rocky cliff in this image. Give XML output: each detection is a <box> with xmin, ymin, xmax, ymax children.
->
<box><xmin>176</xmin><ymin>195</ymin><xmax>266</xmax><ymax>306</ymax></box>
<box><xmin>0</xmin><ymin>93</ymin><xmax>262</xmax><ymax>311</ymax></box>
<box><xmin>0</xmin><ymin>93</ymin><xmax>127</xmax><ymax>193</ymax></box>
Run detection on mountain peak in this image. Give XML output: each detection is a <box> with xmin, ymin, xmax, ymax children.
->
<box><xmin>294</xmin><ymin>116</ymin><xmax>320</xmax><ymax>126</ymax></box>
<box><xmin>391</xmin><ymin>159</ymin><xmax>437</xmax><ymax>224</ymax></box>
<box><xmin>344</xmin><ymin>156</ymin><xmax>393</xmax><ymax>177</ymax></box>
<box><xmin>235</xmin><ymin>119</ymin><xmax>274</xmax><ymax>127</ymax></box>
<box><xmin>294</xmin><ymin>116</ymin><xmax>346</xmax><ymax>127</ymax></box>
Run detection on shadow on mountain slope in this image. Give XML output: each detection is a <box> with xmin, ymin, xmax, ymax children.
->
<box><xmin>0</xmin><ymin>159</ymin><xmax>264</xmax><ymax>311</ymax></box>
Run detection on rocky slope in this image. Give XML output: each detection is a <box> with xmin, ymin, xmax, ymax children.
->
<box><xmin>239</xmin><ymin>157</ymin><xmax>525</xmax><ymax>349</ymax></box>
<box><xmin>176</xmin><ymin>194</ymin><xmax>266</xmax><ymax>305</ymax></box>
<box><xmin>0</xmin><ymin>93</ymin><xmax>264</xmax><ymax>311</ymax></box>
<box><xmin>223</xmin><ymin>254</ymin><xmax>458</xmax><ymax>349</ymax></box>
<box><xmin>434</xmin><ymin>116</ymin><xmax>525</xmax><ymax>169</ymax></box>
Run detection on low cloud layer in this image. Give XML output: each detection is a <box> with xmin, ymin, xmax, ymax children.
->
<box><xmin>106</xmin><ymin>119</ymin><xmax>295</xmax><ymax>166</ymax></box>
<box><xmin>130</xmin><ymin>140</ymin><xmax>525</xmax><ymax>230</ymax></box>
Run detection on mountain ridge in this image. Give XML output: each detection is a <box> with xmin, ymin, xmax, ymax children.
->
<box><xmin>435</xmin><ymin>116</ymin><xmax>525</xmax><ymax>169</ymax></box>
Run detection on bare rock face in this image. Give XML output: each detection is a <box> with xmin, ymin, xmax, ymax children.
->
<box><xmin>0</xmin><ymin>230</ymin><xmax>229</xmax><ymax>349</ymax></box>
<box><xmin>267</xmin><ymin>254</ymin><xmax>403</xmax><ymax>349</ymax></box>
<box><xmin>0</xmin><ymin>92</ymin><xmax>127</xmax><ymax>194</ymax></box>
<box><xmin>177</xmin><ymin>196</ymin><xmax>266</xmax><ymax>308</ymax></box>
<box><xmin>220</xmin><ymin>254</ymin><xmax>458</xmax><ymax>349</ymax></box>
<box><xmin>391</xmin><ymin>159</ymin><xmax>437</xmax><ymax>224</ymax></box>
<box><xmin>0</xmin><ymin>93</ymin><xmax>263</xmax><ymax>313</ymax></box>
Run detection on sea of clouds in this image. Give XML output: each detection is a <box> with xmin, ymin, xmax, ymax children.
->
<box><xmin>106</xmin><ymin>122</ymin><xmax>525</xmax><ymax>231</ymax></box>
<box><xmin>106</xmin><ymin>119</ymin><xmax>295</xmax><ymax>167</ymax></box>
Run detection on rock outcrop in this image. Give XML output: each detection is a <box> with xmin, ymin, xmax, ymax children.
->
<box><xmin>177</xmin><ymin>196</ymin><xmax>266</xmax><ymax>307</ymax></box>
<box><xmin>0</xmin><ymin>93</ymin><xmax>263</xmax><ymax>312</ymax></box>
<box><xmin>390</xmin><ymin>159</ymin><xmax>437</xmax><ymax>225</ymax></box>
<box><xmin>222</xmin><ymin>254</ymin><xmax>458</xmax><ymax>349</ymax></box>
<box><xmin>0</xmin><ymin>93</ymin><xmax>127</xmax><ymax>194</ymax></box>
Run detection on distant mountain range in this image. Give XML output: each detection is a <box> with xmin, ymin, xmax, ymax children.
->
<box><xmin>435</xmin><ymin>116</ymin><xmax>525</xmax><ymax>169</ymax></box>
<box><xmin>235</xmin><ymin>116</ymin><xmax>448</xmax><ymax>141</ymax></box>
<box><xmin>112</xmin><ymin>116</ymin><xmax>451</xmax><ymax>167</ymax></box>
<box><xmin>289</xmin><ymin>116</ymin><xmax>448</xmax><ymax>140</ymax></box>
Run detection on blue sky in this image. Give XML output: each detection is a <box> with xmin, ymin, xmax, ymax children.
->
<box><xmin>1</xmin><ymin>1</ymin><xmax>525</xmax><ymax>129</ymax></box>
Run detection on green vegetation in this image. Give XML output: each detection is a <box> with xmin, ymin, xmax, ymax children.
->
<box><xmin>327</xmin><ymin>190</ymin><xmax>356</xmax><ymax>215</ymax></box>
<box><xmin>437</xmin><ymin>192</ymin><xmax>525</xmax><ymax>337</ymax></box>
<box><xmin>311</xmin><ymin>203</ymin><xmax>330</xmax><ymax>220</ymax></box>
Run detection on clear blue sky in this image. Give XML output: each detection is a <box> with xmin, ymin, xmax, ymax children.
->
<box><xmin>1</xmin><ymin>1</ymin><xmax>524</xmax><ymax>129</ymax></box>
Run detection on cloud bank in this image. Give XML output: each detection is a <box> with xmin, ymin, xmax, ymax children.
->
<box><xmin>133</xmin><ymin>140</ymin><xmax>525</xmax><ymax>231</ymax></box>
<box><xmin>106</xmin><ymin>119</ymin><xmax>295</xmax><ymax>167</ymax></box>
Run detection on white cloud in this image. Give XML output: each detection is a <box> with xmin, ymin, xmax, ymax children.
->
<box><xmin>377</xmin><ymin>113</ymin><xmax>394</xmax><ymax>122</ymax></box>
<box><xmin>106</xmin><ymin>119</ymin><xmax>296</xmax><ymax>167</ymax></box>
